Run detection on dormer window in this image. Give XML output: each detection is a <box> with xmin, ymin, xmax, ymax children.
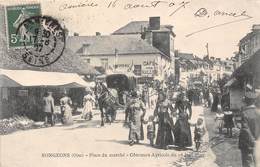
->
<box><xmin>82</xmin><ymin>43</ymin><xmax>90</xmax><ymax>55</ymax></box>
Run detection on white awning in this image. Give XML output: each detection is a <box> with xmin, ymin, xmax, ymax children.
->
<box><xmin>0</xmin><ymin>69</ymin><xmax>90</xmax><ymax>88</ymax></box>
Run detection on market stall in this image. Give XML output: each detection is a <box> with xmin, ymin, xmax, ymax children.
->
<box><xmin>0</xmin><ymin>69</ymin><xmax>91</xmax><ymax>120</ymax></box>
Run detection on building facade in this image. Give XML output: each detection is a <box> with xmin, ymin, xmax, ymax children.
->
<box><xmin>67</xmin><ymin>34</ymin><xmax>171</xmax><ymax>81</ymax></box>
<box><xmin>238</xmin><ymin>24</ymin><xmax>260</xmax><ymax>65</ymax></box>
<box><xmin>67</xmin><ymin>17</ymin><xmax>176</xmax><ymax>82</ymax></box>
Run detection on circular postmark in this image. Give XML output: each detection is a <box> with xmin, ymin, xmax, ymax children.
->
<box><xmin>16</xmin><ymin>16</ymin><xmax>65</xmax><ymax>67</ymax></box>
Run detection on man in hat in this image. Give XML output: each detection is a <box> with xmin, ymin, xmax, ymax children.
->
<box><xmin>43</xmin><ymin>91</ymin><xmax>55</xmax><ymax>126</ymax></box>
<box><xmin>239</xmin><ymin>92</ymin><xmax>260</xmax><ymax>167</ymax></box>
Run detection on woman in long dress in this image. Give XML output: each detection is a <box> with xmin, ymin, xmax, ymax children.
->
<box><xmin>128</xmin><ymin>91</ymin><xmax>146</xmax><ymax>146</ymax></box>
<box><xmin>173</xmin><ymin>93</ymin><xmax>192</xmax><ymax>149</ymax></box>
<box><xmin>82</xmin><ymin>90</ymin><xmax>95</xmax><ymax>120</ymax></box>
<box><xmin>154</xmin><ymin>92</ymin><xmax>175</xmax><ymax>149</ymax></box>
<box><xmin>173</xmin><ymin>111</ymin><xmax>192</xmax><ymax>148</ymax></box>
<box><xmin>60</xmin><ymin>93</ymin><xmax>73</xmax><ymax>125</ymax></box>
<box><xmin>211</xmin><ymin>90</ymin><xmax>220</xmax><ymax>112</ymax></box>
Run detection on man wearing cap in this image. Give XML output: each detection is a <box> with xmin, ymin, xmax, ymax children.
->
<box><xmin>239</xmin><ymin>92</ymin><xmax>260</xmax><ymax>167</ymax></box>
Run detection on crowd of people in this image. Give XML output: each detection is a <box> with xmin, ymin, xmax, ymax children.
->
<box><xmin>40</xmin><ymin>80</ymin><xmax>260</xmax><ymax>167</ymax></box>
<box><xmin>125</xmin><ymin>85</ymin><xmax>206</xmax><ymax>152</ymax></box>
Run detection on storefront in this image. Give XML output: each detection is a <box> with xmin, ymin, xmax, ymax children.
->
<box><xmin>227</xmin><ymin>49</ymin><xmax>260</xmax><ymax>111</ymax></box>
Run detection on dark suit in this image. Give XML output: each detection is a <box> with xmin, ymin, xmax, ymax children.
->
<box><xmin>239</xmin><ymin>105</ymin><xmax>260</xmax><ymax>167</ymax></box>
<box><xmin>43</xmin><ymin>95</ymin><xmax>55</xmax><ymax>126</ymax></box>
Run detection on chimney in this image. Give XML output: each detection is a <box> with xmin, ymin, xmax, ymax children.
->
<box><xmin>252</xmin><ymin>24</ymin><xmax>260</xmax><ymax>32</ymax></box>
<box><xmin>144</xmin><ymin>29</ymin><xmax>153</xmax><ymax>45</ymax></box>
<box><xmin>165</xmin><ymin>25</ymin><xmax>173</xmax><ymax>31</ymax></box>
<box><xmin>149</xmin><ymin>17</ymin><xmax>160</xmax><ymax>30</ymax></box>
<box><xmin>96</xmin><ymin>32</ymin><xmax>101</xmax><ymax>36</ymax></box>
<box><xmin>141</xmin><ymin>27</ymin><xmax>146</xmax><ymax>40</ymax></box>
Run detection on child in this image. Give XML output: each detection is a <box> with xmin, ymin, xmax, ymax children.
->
<box><xmin>223</xmin><ymin>110</ymin><xmax>234</xmax><ymax>138</ymax></box>
<box><xmin>193</xmin><ymin>118</ymin><xmax>206</xmax><ymax>151</ymax></box>
<box><xmin>215</xmin><ymin>105</ymin><xmax>224</xmax><ymax>134</ymax></box>
<box><xmin>146</xmin><ymin>115</ymin><xmax>156</xmax><ymax>146</ymax></box>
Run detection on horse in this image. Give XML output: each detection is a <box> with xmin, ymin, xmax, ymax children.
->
<box><xmin>95</xmin><ymin>82</ymin><xmax>118</xmax><ymax>126</ymax></box>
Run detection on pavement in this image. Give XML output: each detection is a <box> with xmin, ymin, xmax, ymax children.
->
<box><xmin>1</xmin><ymin>105</ymin><xmax>259</xmax><ymax>167</ymax></box>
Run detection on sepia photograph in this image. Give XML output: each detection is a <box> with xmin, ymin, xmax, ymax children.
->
<box><xmin>0</xmin><ymin>0</ymin><xmax>260</xmax><ymax>167</ymax></box>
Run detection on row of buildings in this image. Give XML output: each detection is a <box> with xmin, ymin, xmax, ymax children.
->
<box><xmin>175</xmin><ymin>52</ymin><xmax>234</xmax><ymax>88</ymax></box>
<box><xmin>67</xmin><ymin>16</ymin><xmax>234</xmax><ymax>87</ymax></box>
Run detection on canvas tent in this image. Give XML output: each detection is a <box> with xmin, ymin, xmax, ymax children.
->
<box><xmin>0</xmin><ymin>69</ymin><xmax>91</xmax><ymax>88</ymax></box>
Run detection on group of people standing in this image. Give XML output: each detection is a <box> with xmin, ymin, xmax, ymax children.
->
<box><xmin>42</xmin><ymin>89</ymin><xmax>95</xmax><ymax>127</ymax></box>
<box><xmin>126</xmin><ymin>88</ymin><xmax>205</xmax><ymax>151</ymax></box>
<box><xmin>42</xmin><ymin>91</ymin><xmax>74</xmax><ymax>126</ymax></box>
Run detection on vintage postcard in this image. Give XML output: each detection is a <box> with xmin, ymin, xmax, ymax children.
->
<box><xmin>0</xmin><ymin>0</ymin><xmax>260</xmax><ymax>167</ymax></box>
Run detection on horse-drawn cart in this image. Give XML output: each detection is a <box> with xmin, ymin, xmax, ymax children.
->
<box><xmin>106</xmin><ymin>73</ymin><xmax>137</xmax><ymax>105</ymax></box>
<box><xmin>95</xmin><ymin>73</ymin><xmax>137</xmax><ymax>126</ymax></box>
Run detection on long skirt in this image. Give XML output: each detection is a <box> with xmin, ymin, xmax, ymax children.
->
<box><xmin>82</xmin><ymin>101</ymin><xmax>93</xmax><ymax>120</ymax></box>
<box><xmin>129</xmin><ymin>122</ymin><xmax>144</xmax><ymax>141</ymax></box>
<box><xmin>215</xmin><ymin>119</ymin><xmax>224</xmax><ymax>131</ymax></box>
<box><xmin>211</xmin><ymin>96</ymin><xmax>219</xmax><ymax>112</ymax></box>
<box><xmin>62</xmin><ymin>106</ymin><xmax>73</xmax><ymax>125</ymax></box>
<box><xmin>173</xmin><ymin>119</ymin><xmax>192</xmax><ymax>148</ymax></box>
<box><xmin>155</xmin><ymin>122</ymin><xmax>174</xmax><ymax>149</ymax></box>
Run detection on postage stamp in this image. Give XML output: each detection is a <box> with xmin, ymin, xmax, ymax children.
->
<box><xmin>17</xmin><ymin>16</ymin><xmax>66</xmax><ymax>67</ymax></box>
<box><xmin>5</xmin><ymin>4</ymin><xmax>41</xmax><ymax>48</ymax></box>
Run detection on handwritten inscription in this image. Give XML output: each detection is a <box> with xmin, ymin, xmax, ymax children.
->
<box><xmin>194</xmin><ymin>8</ymin><xmax>208</xmax><ymax>17</ymax></box>
<box><xmin>59</xmin><ymin>0</ymin><xmax>98</xmax><ymax>11</ymax></box>
<box><xmin>194</xmin><ymin>8</ymin><xmax>252</xmax><ymax>19</ymax></box>
<box><xmin>58</xmin><ymin>0</ymin><xmax>191</xmax><ymax>17</ymax></box>
<box><xmin>214</xmin><ymin>10</ymin><xmax>251</xmax><ymax>18</ymax></box>
<box><xmin>57</xmin><ymin>0</ymin><xmax>253</xmax><ymax>37</ymax></box>
<box><xmin>124</xmin><ymin>1</ymin><xmax>167</xmax><ymax>10</ymax></box>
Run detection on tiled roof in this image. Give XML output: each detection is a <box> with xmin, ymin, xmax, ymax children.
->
<box><xmin>67</xmin><ymin>35</ymin><xmax>168</xmax><ymax>57</ymax></box>
<box><xmin>113</xmin><ymin>21</ymin><xmax>148</xmax><ymax>35</ymax></box>
<box><xmin>178</xmin><ymin>53</ymin><xmax>194</xmax><ymax>60</ymax></box>
<box><xmin>0</xmin><ymin>43</ymin><xmax>98</xmax><ymax>75</ymax></box>
<box><xmin>112</xmin><ymin>21</ymin><xmax>174</xmax><ymax>35</ymax></box>
<box><xmin>239</xmin><ymin>31</ymin><xmax>259</xmax><ymax>45</ymax></box>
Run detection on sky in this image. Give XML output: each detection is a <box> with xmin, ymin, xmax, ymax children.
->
<box><xmin>1</xmin><ymin>0</ymin><xmax>260</xmax><ymax>59</ymax></box>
